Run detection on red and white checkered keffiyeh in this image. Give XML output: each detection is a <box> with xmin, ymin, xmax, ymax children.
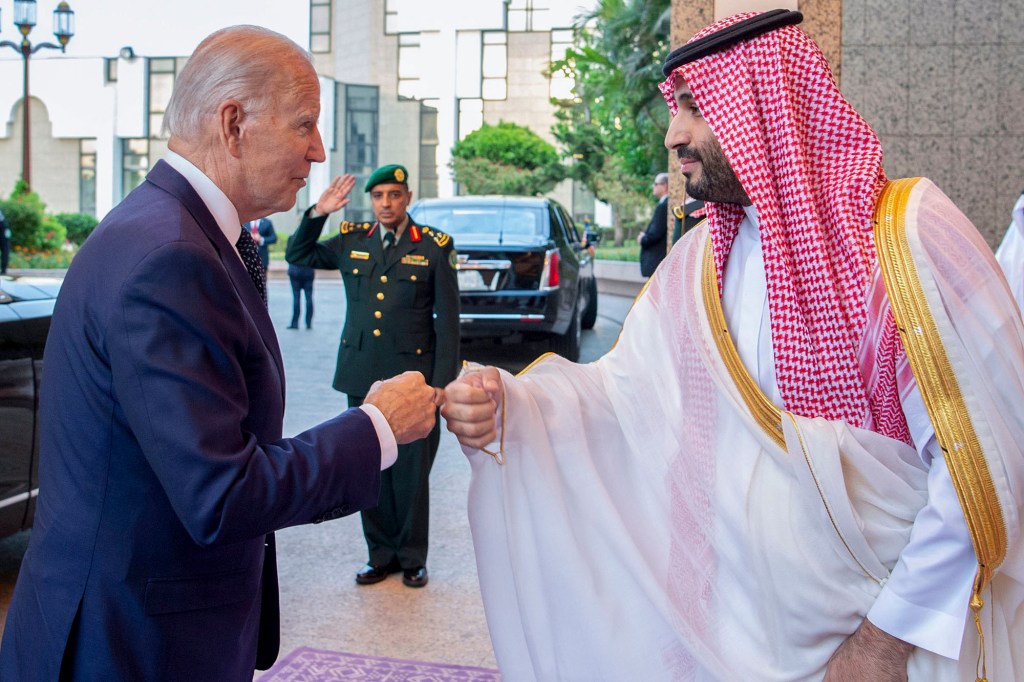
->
<box><xmin>660</xmin><ymin>13</ymin><xmax>909</xmax><ymax>441</ymax></box>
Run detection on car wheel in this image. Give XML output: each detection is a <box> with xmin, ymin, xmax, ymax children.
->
<box><xmin>581</xmin><ymin>277</ymin><xmax>598</xmax><ymax>330</ymax></box>
<box><xmin>550</xmin><ymin>300</ymin><xmax>581</xmax><ymax>362</ymax></box>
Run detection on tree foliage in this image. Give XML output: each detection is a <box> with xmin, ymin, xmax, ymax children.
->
<box><xmin>548</xmin><ymin>0</ymin><xmax>672</xmax><ymax>241</ymax></box>
<box><xmin>451</xmin><ymin>121</ymin><xmax>564</xmax><ymax>196</ymax></box>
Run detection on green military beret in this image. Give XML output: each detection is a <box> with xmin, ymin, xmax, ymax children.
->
<box><xmin>364</xmin><ymin>164</ymin><xmax>409</xmax><ymax>192</ymax></box>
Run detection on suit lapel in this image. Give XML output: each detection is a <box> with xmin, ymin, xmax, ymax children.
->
<box><xmin>145</xmin><ymin>161</ymin><xmax>285</xmax><ymax>395</ymax></box>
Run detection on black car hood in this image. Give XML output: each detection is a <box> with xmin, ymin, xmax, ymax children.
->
<box><xmin>0</xmin><ymin>275</ymin><xmax>63</xmax><ymax>302</ymax></box>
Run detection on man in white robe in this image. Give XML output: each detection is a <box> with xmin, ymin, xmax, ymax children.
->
<box><xmin>442</xmin><ymin>10</ymin><xmax>1024</xmax><ymax>682</ymax></box>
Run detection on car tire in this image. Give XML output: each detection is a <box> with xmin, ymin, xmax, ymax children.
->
<box><xmin>581</xmin><ymin>277</ymin><xmax>598</xmax><ymax>330</ymax></box>
<box><xmin>550</xmin><ymin>300</ymin><xmax>581</xmax><ymax>362</ymax></box>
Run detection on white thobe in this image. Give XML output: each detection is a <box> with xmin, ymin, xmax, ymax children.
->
<box><xmin>723</xmin><ymin>205</ymin><xmax>974</xmax><ymax>658</ymax></box>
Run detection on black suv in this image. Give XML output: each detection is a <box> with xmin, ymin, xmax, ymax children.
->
<box><xmin>409</xmin><ymin>196</ymin><xmax>598</xmax><ymax>361</ymax></box>
<box><xmin>0</xmin><ymin>274</ymin><xmax>60</xmax><ymax>538</ymax></box>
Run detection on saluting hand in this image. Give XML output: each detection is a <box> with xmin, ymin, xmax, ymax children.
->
<box><xmin>364</xmin><ymin>371</ymin><xmax>442</xmax><ymax>444</ymax></box>
<box><xmin>441</xmin><ymin>367</ymin><xmax>502</xmax><ymax>449</ymax></box>
<box><xmin>314</xmin><ymin>174</ymin><xmax>356</xmax><ymax>216</ymax></box>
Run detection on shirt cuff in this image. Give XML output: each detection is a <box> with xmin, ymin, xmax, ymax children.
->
<box><xmin>867</xmin><ymin>590</ymin><xmax>969</xmax><ymax>660</ymax></box>
<box><xmin>358</xmin><ymin>404</ymin><xmax>397</xmax><ymax>470</ymax></box>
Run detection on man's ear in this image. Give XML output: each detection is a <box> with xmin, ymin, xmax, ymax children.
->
<box><xmin>219</xmin><ymin>100</ymin><xmax>246</xmax><ymax>158</ymax></box>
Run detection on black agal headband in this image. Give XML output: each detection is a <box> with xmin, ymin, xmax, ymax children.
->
<box><xmin>661</xmin><ymin>9</ymin><xmax>804</xmax><ymax>77</ymax></box>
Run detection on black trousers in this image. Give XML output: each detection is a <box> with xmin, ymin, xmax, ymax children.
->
<box><xmin>348</xmin><ymin>394</ymin><xmax>439</xmax><ymax>569</ymax></box>
<box><xmin>288</xmin><ymin>273</ymin><xmax>314</xmax><ymax>328</ymax></box>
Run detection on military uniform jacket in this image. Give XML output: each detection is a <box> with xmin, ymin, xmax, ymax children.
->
<box><xmin>286</xmin><ymin>209</ymin><xmax>460</xmax><ymax>397</ymax></box>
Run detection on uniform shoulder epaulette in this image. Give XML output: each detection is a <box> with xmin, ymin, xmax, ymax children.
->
<box><xmin>339</xmin><ymin>221</ymin><xmax>372</xmax><ymax>235</ymax></box>
<box><xmin>421</xmin><ymin>225</ymin><xmax>450</xmax><ymax>248</ymax></box>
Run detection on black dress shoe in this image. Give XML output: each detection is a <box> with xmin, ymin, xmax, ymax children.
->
<box><xmin>286</xmin><ymin>324</ymin><xmax>298</xmax><ymax>330</ymax></box>
<box><xmin>402</xmin><ymin>566</ymin><xmax>428</xmax><ymax>588</ymax></box>
<box><xmin>355</xmin><ymin>563</ymin><xmax>389</xmax><ymax>585</ymax></box>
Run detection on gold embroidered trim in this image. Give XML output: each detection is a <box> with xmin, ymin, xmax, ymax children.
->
<box><xmin>701</xmin><ymin>239</ymin><xmax>785</xmax><ymax>450</ymax></box>
<box><xmin>874</xmin><ymin>178</ymin><xmax>1006</xmax><ymax>681</ymax></box>
<box><xmin>874</xmin><ymin>178</ymin><xmax>1007</xmax><ymax>583</ymax></box>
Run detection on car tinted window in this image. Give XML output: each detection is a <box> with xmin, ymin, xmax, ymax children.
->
<box><xmin>557</xmin><ymin>205</ymin><xmax>580</xmax><ymax>244</ymax></box>
<box><xmin>412</xmin><ymin>205</ymin><xmax>546</xmax><ymax>243</ymax></box>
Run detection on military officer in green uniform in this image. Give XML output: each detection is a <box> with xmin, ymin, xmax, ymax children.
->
<box><xmin>286</xmin><ymin>165</ymin><xmax>460</xmax><ymax>588</ymax></box>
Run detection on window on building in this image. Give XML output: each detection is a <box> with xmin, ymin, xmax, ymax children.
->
<box><xmin>79</xmin><ymin>139</ymin><xmax>97</xmax><ymax>217</ymax></box>
<box><xmin>104</xmin><ymin>58</ymin><xmax>118</xmax><ymax>83</ymax></box>
<box><xmin>148</xmin><ymin>58</ymin><xmax>176</xmax><ymax>138</ymax></box>
<box><xmin>384</xmin><ymin>0</ymin><xmax>400</xmax><ymax>34</ymax></box>
<box><xmin>345</xmin><ymin>85</ymin><xmax>379</xmax><ymax>223</ymax></box>
<box><xmin>310</xmin><ymin>0</ymin><xmax>332</xmax><ymax>53</ymax></box>
<box><xmin>458</xmin><ymin>98</ymin><xmax>483</xmax><ymax>140</ymax></box>
<box><xmin>122</xmin><ymin>138</ymin><xmax>150</xmax><ymax>199</ymax></box>
<box><xmin>482</xmin><ymin>32</ymin><xmax>507</xmax><ymax>101</ymax></box>
<box><xmin>507</xmin><ymin>0</ymin><xmax>551</xmax><ymax>32</ymax></box>
<box><xmin>419</xmin><ymin>101</ymin><xmax>439</xmax><ymax>199</ymax></box>
<box><xmin>398</xmin><ymin>33</ymin><xmax>421</xmax><ymax>100</ymax></box>
<box><xmin>550</xmin><ymin>28</ymin><xmax>575</xmax><ymax>101</ymax></box>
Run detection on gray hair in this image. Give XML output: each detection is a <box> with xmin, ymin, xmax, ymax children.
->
<box><xmin>654</xmin><ymin>172</ymin><xmax>669</xmax><ymax>185</ymax></box>
<box><xmin>163</xmin><ymin>25</ymin><xmax>312</xmax><ymax>140</ymax></box>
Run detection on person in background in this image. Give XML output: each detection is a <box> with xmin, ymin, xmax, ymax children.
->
<box><xmin>995</xmin><ymin>189</ymin><xmax>1024</xmax><ymax>309</ymax></box>
<box><xmin>285</xmin><ymin>234</ymin><xmax>316</xmax><ymax>330</ymax></box>
<box><xmin>442</xmin><ymin>10</ymin><xmax>1024</xmax><ymax>680</ymax></box>
<box><xmin>286</xmin><ymin>166</ymin><xmax>460</xmax><ymax>589</ymax></box>
<box><xmin>0</xmin><ymin>25</ymin><xmax>441</xmax><ymax>681</ymax></box>
<box><xmin>637</xmin><ymin>171</ymin><xmax>670</xmax><ymax>277</ymax></box>
<box><xmin>246</xmin><ymin>216</ymin><xmax>277</xmax><ymax>270</ymax></box>
<box><xmin>0</xmin><ymin>207</ymin><xmax>10</xmax><ymax>275</ymax></box>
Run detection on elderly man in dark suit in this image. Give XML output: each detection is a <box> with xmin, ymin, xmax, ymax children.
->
<box><xmin>0</xmin><ymin>25</ymin><xmax>440</xmax><ymax>682</ymax></box>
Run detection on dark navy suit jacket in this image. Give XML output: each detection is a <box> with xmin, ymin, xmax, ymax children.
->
<box><xmin>0</xmin><ymin>161</ymin><xmax>382</xmax><ymax>681</ymax></box>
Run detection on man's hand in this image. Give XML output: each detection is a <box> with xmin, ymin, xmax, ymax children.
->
<box><xmin>364</xmin><ymin>371</ymin><xmax>443</xmax><ymax>444</ymax></box>
<box><xmin>824</xmin><ymin>618</ymin><xmax>913</xmax><ymax>682</ymax></box>
<box><xmin>441</xmin><ymin>367</ymin><xmax>502</xmax><ymax>449</ymax></box>
<box><xmin>314</xmin><ymin>174</ymin><xmax>356</xmax><ymax>216</ymax></box>
<box><xmin>636</xmin><ymin>232</ymin><xmax>645</xmax><ymax>244</ymax></box>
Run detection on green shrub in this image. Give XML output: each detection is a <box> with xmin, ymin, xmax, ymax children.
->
<box><xmin>55</xmin><ymin>212</ymin><xmax>99</xmax><ymax>246</ymax></box>
<box><xmin>2</xmin><ymin>181</ymin><xmax>66</xmax><ymax>251</ymax></box>
<box><xmin>9</xmin><ymin>246</ymin><xmax>75</xmax><ymax>269</ymax></box>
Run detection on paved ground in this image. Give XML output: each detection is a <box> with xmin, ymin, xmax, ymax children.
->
<box><xmin>0</xmin><ymin>278</ymin><xmax>634</xmax><ymax>672</ymax></box>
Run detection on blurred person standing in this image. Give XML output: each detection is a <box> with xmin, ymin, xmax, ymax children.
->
<box><xmin>637</xmin><ymin>171</ymin><xmax>670</xmax><ymax>276</ymax></box>
<box><xmin>246</xmin><ymin>216</ymin><xmax>278</xmax><ymax>270</ymax></box>
<box><xmin>286</xmin><ymin>238</ymin><xmax>316</xmax><ymax>329</ymax></box>
<box><xmin>287</xmin><ymin>166</ymin><xmax>460</xmax><ymax>588</ymax></box>
<box><xmin>995</xmin><ymin>189</ymin><xmax>1024</xmax><ymax>309</ymax></box>
<box><xmin>0</xmin><ymin>206</ymin><xmax>10</xmax><ymax>274</ymax></box>
<box><xmin>0</xmin><ymin>25</ymin><xmax>442</xmax><ymax>681</ymax></box>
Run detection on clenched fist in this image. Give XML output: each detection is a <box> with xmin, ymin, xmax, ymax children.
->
<box><xmin>441</xmin><ymin>366</ymin><xmax>502</xmax><ymax>449</ymax></box>
<box><xmin>364</xmin><ymin>371</ymin><xmax>444</xmax><ymax>444</ymax></box>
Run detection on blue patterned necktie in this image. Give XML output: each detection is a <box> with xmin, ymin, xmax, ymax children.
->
<box><xmin>236</xmin><ymin>227</ymin><xmax>267</xmax><ymax>305</ymax></box>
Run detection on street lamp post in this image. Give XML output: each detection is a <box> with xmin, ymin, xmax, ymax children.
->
<box><xmin>0</xmin><ymin>0</ymin><xmax>75</xmax><ymax>190</ymax></box>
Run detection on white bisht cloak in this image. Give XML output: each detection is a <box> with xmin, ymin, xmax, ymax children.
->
<box><xmin>465</xmin><ymin>179</ymin><xmax>1024</xmax><ymax>681</ymax></box>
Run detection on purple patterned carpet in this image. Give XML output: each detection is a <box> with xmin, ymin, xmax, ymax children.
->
<box><xmin>257</xmin><ymin>647</ymin><xmax>502</xmax><ymax>681</ymax></box>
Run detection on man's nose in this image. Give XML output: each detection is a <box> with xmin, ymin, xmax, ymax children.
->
<box><xmin>308</xmin><ymin>127</ymin><xmax>327</xmax><ymax>163</ymax></box>
<box><xmin>664</xmin><ymin>114</ymin><xmax>690</xmax><ymax>151</ymax></box>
